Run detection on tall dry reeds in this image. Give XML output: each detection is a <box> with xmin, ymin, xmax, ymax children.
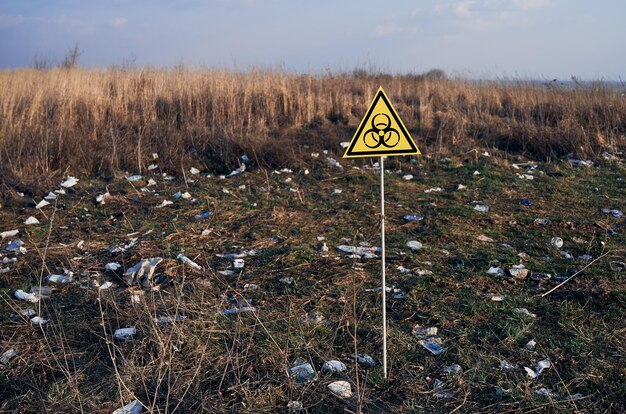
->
<box><xmin>1</xmin><ymin>68</ymin><xmax>624</xmax><ymax>192</ymax></box>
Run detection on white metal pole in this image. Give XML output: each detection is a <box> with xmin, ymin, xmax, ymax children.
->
<box><xmin>380</xmin><ymin>156</ymin><xmax>387</xmax><ymax>379</ymax></box>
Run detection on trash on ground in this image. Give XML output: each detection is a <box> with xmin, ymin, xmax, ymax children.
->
<box><xmin>289</xmin><ymin>359</ymin><xmax>317</xmax><ymax>384</ymax></box>
<box><xmin>99</xmin><ymin>281</ymin><xmax>114</xmax><ymax>290</ymax></box>
<box><xmin>0</xmin><ymin>230</ymin><xmax>19</xmax><ymax>239</ymax></box>
<box><xmin>1</xmin><ymin>349</ymin><xmax>18</xmax><ymax>364</ymax></box>
<box><xmin>534</xmin><ymin>218</ymin><xmax>549</xmax><ymax>225</ymax></box>
<box><xmin>279</xmin><ymin>276</ymin><xmax>294</xmax><ymax>285</ymax></box>
<box><xmin>490</xmin><ymin>294</ymin><xmax>504</xmax><ymax>301</ymax></box>
<box><xmin>508</xmin><ymin>264</ymin><xmax>529</xmax><ymax>279</ymax></box>
<box><xmin>156</xmin><ymin>200</ymin><xmax>173</xmax><ymax>208</ymax></box>
<box><xmin>406</xmin><ymin>240</ymin><xmax>423</xmax><ymax>251</ymax></box>
<box><xmin>216</xmin><ymin>249</ymin><xmax>259</xmax><ymax>259</ymax></box>
<box><xmin>217</xmin><ymin>270</ymin><xmax>235</xmax><ymax>276</ymax></box>
<box><xmin>474</xmin><ymin>204</ymin><xmax>489</xmax><ymax>212</ymax></box>
<box><xmin>560</xmin><ymin>251</ymin><xmax>573</xmax><ymax>259</ymax></box>
<box><xmin>220</xmin><ymin>306</ymin><xmax>257</xmax><ymax>316</ymax></box>
<box><xmin>530</xmin><ymin>273</ymin><xmax>551</xmax><ymax>281</ymax></box>
<box><xmin>104</xmin><ymin>262</ymin><xmax>122</xmax><ymax>272</ymax></box>
<box><xmin>189</xmin><ymin>167</ymin><xmax>200</xmax><ymax>175</ymax></box>
<box><xmin>524</xmin><ymin>358</ymin><xmax>551</xmax><ymax>378</ymax></box>
<box><xmin>177</xmin><ymin>254</ymin><xmax>202</xmax><ymax>270</ymax></box>
<box><xmin>550</xmin><ymin>237</ymin><xmax>563</xmax><ymax>249</ymax></box>
<box><xmin>457</xmin><ymin>184</ymin><xmax>467</xmax><ymax>190</ymax></box>
<box><xmin>147</xmin><ymin>178</ymin><xmax>157</xmax><ymax>186</ymax></box>
<box><xmin>322</xmin><ymin>360</ymin><xmax>347</xmax><ymax>374</ymax></box>
<box><xmin>48</xmin><ymin>274</ymin><xmax>70</xmax><ymax>284</ymax></box>
<box><xmin>5</xmin><ymin>240</ymin><xmax>26</xmax><ymax>253</ymax></box>
<box><xmin>194</xmin><ymin>211</ymin><xmax>214</xmax><ymax>219</ymax></box>
<box><xmin>126</xmin><ymin>175</ymin><xmax>143</xmax><ymax>182</ymax></box>
<box><xmin>112</xmin><ymin>399</ymin><xmax>143</xmax><ymax>414</ymax></box>
<box><xmin>328</xmin><ymin>381</ymin><xmax>352</xmax><ymax>399</ymax></box>
<box><xmin>424</xmin><ymin>187</ymin><xmax>443</xmax><ymax>193</ymax></box>
<box><xmin>404</xmin><ymin>214</ymin><xmax>423</xmax><ymax>221</ymax></box>
<box><xmin>227</xmin><ymin>163</ymin><xmax>246</xmax><ymax>177</ymax></box>
<box><xmin>156</xmin><ymin>315</ymin><xmax>186</xmax><ymax>324</ymax></box>
<box><xmin>45</xmin><ymin>192</ymin><xmax>58</xmax><ymax>200</ymax></box>
<box><xmin>402</xmin><ymin>174</ymin><xmax>413</xmax><ymax>180</ymax></box>
<box><xmin>578</xmin><ymin>254</ymin><xmax>592</xmax><ymax>260</ymax></box>
<box><xmin>287</xmin><ymin>401</ymin><xmax>303</xmax><ymax>411</ymax></box>
<box><xmin>521</xmin><ymin>197</ymin><xmax>533</xmax><ymax>206</ymax></box>
<box><xmin>500</xmin><ymin>360</ymin><xmax>519</xmax><ymax>370</ymax></box>
<box><xmin>487</xmin><ymin>267</ymin><xmax>505</xmax><ymax>276</ymax></box>
<box><xmin>31</xmin><ymin>316</ymin><xmax>47</xmax><ymax>326</ymax></box>
<box><xmin>352</xmin><ymin>353</ymin><xmax>376</xmax><ymax>367</ymax></box>
<box><xmin>233</xmin><ymin>258</ymin><xmax>245</xmax><ymax>269</ymax></box>
<box><xmin>35</xmin><ymin>200</ymin><xmax>50</xmax><ymax>209</ymax></box>
<box><xmin>24</xmin><ymin>216</ymin><xmax>40</xmax><ymax>225</ymax></box>
<box><xmin>60</xmin><ymin>176</ymin><xmax>79</xmax><ymax>188</ymax></box>
<box><xmin>15</xmin><ymin>289</ymin><xmax>39</xmax><ymax>302</ymax></box>
<box><xmin>534</xmin><ymin>387</ymin><xmax>559</xmax><ymax>398</ymax></box>
<box><xmin>514</xmin><ymin>308</ymin><xmax>537</xmax><ymax>318</ymax></box>
<box><xmin>441</xmin><ymin>364</ymin><xmax>463</xmax><ymax>375</ymax></box>
<box><xmin>114</xmin><ymin>327</ymin><xmax>137</xmax><ymax>340</ymax></box>
<box><xmin>109</xmin><ymin>238</ymin><xmax>138</xmax><ymax>254</ymax></box>
<box><xmin>173</xmin><ymin>191</ymin><xmax>192</xmax><ymax>200</ymax></box>
<box><xmin>336</xmin><ymin>245</ymin><xmax>380</xmax><ymax>259</ymax></box>
<box><xmin>419</xmin><ymin>337</ymin><xmax>447</xmax><ymax>355</ymax></box>
<box><xmin>412</xmin><ymin>325</ymin><xmax>438</xmax><ymax>338</ymax></box>
<box><xmin>525</xmin><ymin>340</ymin><xmax>537</xmax><ymax>350</ymax></box>
<box><xmin>306</xmin><ymin>310</ymin><xmax>326</xmax><ymax>324</ymax></box>
<box><xmin>124</xmin><ymin>257</ymin><xmax>163</xmax><ymax>287</ymax></box>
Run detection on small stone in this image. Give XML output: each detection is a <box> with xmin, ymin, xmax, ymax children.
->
<box><xmin>328</xmin><ymin>381</ymin><xmax>352</xmax><ymax>399</ymax></box>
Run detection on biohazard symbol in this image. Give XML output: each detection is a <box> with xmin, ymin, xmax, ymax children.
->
<box><xmin>364</xmin><ymin>113</ymin><xmax>400</xmax><ymax>149</ymax></box>
<box><xmin>343</xmin><ymin>87</ymin><xmax>421</xmax><ymax>158</ymax></box>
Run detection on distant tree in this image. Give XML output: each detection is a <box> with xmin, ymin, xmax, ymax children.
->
<box><xmin>59</xmin><ymin>43</ymin><xmax>82</xmax><ymax>69</ymax></box>
<box><xmin>424</xmin><ymin>69</ymin><xmax>447</xmax><ymax>81</ymax></box>
<box><xmin>32</xmin><ymin>52</ymin><xmax>49</xmax><ymax>70</ymax></box>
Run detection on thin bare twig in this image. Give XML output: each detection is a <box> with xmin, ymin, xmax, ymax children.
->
<box><xmin>541</xmin><ymin>251</ymin><xmax>611</xmax><ymax>297</ymax></box>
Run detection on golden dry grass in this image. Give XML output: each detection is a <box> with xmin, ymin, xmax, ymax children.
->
<box><xmin>0</xmin><ymin>68</ymin><xmax>624</xmax><ymax>192</ymax></box>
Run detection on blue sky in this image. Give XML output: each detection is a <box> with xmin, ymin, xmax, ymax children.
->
<box><xmin>1</xmin><ymin>0</ymin><xmax>624</xmax><ymax>79</ymax></box>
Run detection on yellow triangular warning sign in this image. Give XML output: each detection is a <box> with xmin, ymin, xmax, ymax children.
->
<box><xmin>343</xmin><ymin>87</ymin><xmax>421</xmax><ymax>158</ymax></box>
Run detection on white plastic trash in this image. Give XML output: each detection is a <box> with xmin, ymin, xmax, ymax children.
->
<box><xmin>177</xmin><ymin>254</ymin><xmax>202</xmax><ymax>270</ymax></box>
<box><xmin>114</xmin><ymin>327</ymin><xmax>137</xmax><ymax>340</ymax></box>
<box><xmin>112</xmin><ymin>399</ymin><xmax>143</xmax><ymax>414</ymax></box>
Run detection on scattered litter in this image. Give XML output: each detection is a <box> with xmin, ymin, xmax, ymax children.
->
<box><xmin>190</xmin><ymin>167</ymin><xmax>200</xmax><ymax>175</ymax></box>
<box><xmin>114</xmin><ymin>327</ymin><xmax>137</xmax><ymax>340</ymax></box>
<box><xmin>578</xmin><ymin>254</ymin><xmax>592</xmax><ymax>260</ymax></box>
<box><xmin>534</xmin><ymin>387</ymin><xmax>559</xmax><ymax>398</ymax></box>
<box><xmin>1</xmin><ymin>230</ymin><xmax>19</xmax><ymax>239</ymax></box>
<box><xmin>490</xmin><ymin>295</ymin><xmax>504</xmax><ymax>301</ymax></box>
<box><xmin>289</xmin><ymin>359</ymin><xmax>317</xmax><ymax>384</ymax></box>
<box><xmin>104</xmin><ymin>262</ymin><xmax>122</xmax><ymax>272</ymax></box>
<box><xmin>474</xmin><ymin>204</ymin><xmax>489</xmax><ymax>212</ymax></box>
<box><xmin>194</xmin><ymin>211</ymin><xmax>214</xmax><ymax>219</ymax></box>
<box><xmin>500</xmin><ymin>360</ymin><xmax>518</xmax><ymax>370</ymax></box>
<box><xmin>322</xmin><ymin>360</ymin><xmax>347</xmax><ymax>374</ymax></box>
<box><xmin>419</xmin><ymin>337</ymin><xmax>447</xmax><ymax>355</ymax></box>
<box><xmin>173</xmin><ymin>191</ymin><xmax>192</xmax><ymax>200</ymax></box>
<box><xmin>328</xmin><ymin>381</ymin><xmax>352</xmax><ymax>399</ymax></box>
<box><xmin>352</xmin><ymin>353</ymin><xmax>375</xmax><ymax>367</ymax></box>
<box><xmin>406</xmin><ymin>240</ymin><xmax>423</xmax><ymax>251</ymax></box>
<box><xmin>24</xmin><ymin>216</ymin><xmax>40</xmax><ymax>225</ymax></box>
<box><xmin>560</xmin><ymin>251</ymin><xmax>573</xmax><ymax>259</ymax></box>
<box><xmin>147</xmin><ymin>178</ymin><xmax>157</xmax><ymax>186</ymax></box>
<box><xmin>45</xmin><ymin>192</ymin><xmax>58</xmax><ymax>200</ymax></box>
<box><xmin>220</xmin><ymin>306</ymin><xmax>257</xmax><ymax>316</ymax></box>
<box><xmin>397</xmin><ymin>266</ymin><xmax>411</xmax><ymax>273</ymax></box>
<box><xmin>487</xmin><ymin>267</ymin><xmax>505</xmax><ymax>276</ymax></box>
<box><xmin>15</xmin><ymin>289</ymin><xmax>38</xmax><ymax>302</ymax></box>
<box><xmin>402</xmin><ymin>174</ymin><xmax>413</xmax><ymax>180</ymax></box>
<box><xmin>514</xmin><ymin>308</ymin><xmax>537</xmax><ymax>318</ymax></box>
<box><xmin>31</xmin><ymin>316</ymin><xmax>47</xmax><ymax>326</ymax></box>
<box><xmin>216</xmin><ymin>249</ymin><xmax>259</xmax><ymax>259</ymax></box>
<box><xmin>124</xmin><ymin>258</ymin><xmax>163</xmax><ymax>287</ymax></box>
<box><xmin>525</xmin><ymin>340</ymin><xmax>537</xmax><ymax>350</ymax></box>
<box><xmin>524</xmin><ymin>358</ymin><xmax>551</xmax><ymax>378</ymax></box>
<box><xmin>243</xmin><ymin>283</ymin><xmax>258</xmax><ymax>291</ymax></box>
<box><xmin>521</xmin><ymin>197</ymin><xmax>533</xmax><ymax>206</ymax></box>
<box><xmin>568</xmin><ymin>159</ymin><xmax>593</xmax><ymax>167</ymax></box>
<box><xmin>60</xmin><ymin>176</ymin><xmax>79</xmax><ymax>188</ymax></box>
<box><xmin>0</xmin><ymin>349</ymin><xmax>17</xmax><ymax>365</ymax></box>
<box><xmin>99</xmin><ymin>281</ymin><xmax>114</xmax><ymax>290</ymax></box>
<box><xmin>233</xmin><ymin>258</ymin><xmax>245</xmax><ymax>269</ymax></box>
<box><xmin>126</xmin><ymin>175</ymin><xmax>143</xmax><ymax>182</ymax></box>
<box><xmin>530</xmin><ymin>273</ymin><xmax>551</xmax><ymax>281</ymax></box>
<box><xmin>109</xmin><ymin>238</ymin><xmax>138</xmax><ymax>253</ymax></box>
<box><xmin>332</xmin><ymin>188</ymin><xmax>343</xmax><ymax>195</ymax></box>
<box><xmin>48</xmin><ymin>274</ymin><xmax>70</xmax><ymax>284</ymax></box>
<box><xmin>424</xmin><ymin>187</ymin><xmax>443</xmax><ymax>193</ymax></box>
<box><xmin>534</xmin><ymin>218</ymin><xmax>549</xmax><ymax>225</ymax></box>
<box><xmin>517</xmin><ymin>174</ymin><xmax>534</xmax><ymax>180</ymax></box>
<box><xmin>441</xmin><ymin>364</ymin><xmax>463</xmax><ymax>375</ymax></box>
<box><xmin>218</xmin><ymin>270</ymin><xmax>235</xmax><ymax>276</ymax></box>
<box><xmin>279</xmin><ymin>276</ymin><xmax>294</xmax><ymax>285</ymax></box>
<box><xmin>156</xmin><ymin>200</ymin><xmax>173</xmax><ymax>208</ymax></box>
<box><xmin>457</xmin><ymin>184</ymin><xmax>467</xmax><ymax>190</ymax></box>
<box><xmin>336</xmin><ymin>245</ymin><xmax>379</xmax><ymax>259</ymax></box>
<box><xmin>287</xmin><ymin>401</ymin><xmax>303</xmax><ymax>411</ymax></box>
<box><xmin>508</xmin><ymin>264</ymin><xmax>529</xmax><ymax>279</ymax></box>
<box><xmin>550</xmin><ymin>237</ymin><xmax>563</xmax><ymax>249</ymax></box>
<box><xmin>325</xmin><ymin>157</ymin><xmax>342</xmax><ymax>169</ymax></box>
<box><xmin>473</xmin><ymin>170</ymin><xmax>481</xmax><ymax>176</ymax></box>
<box><xmin>177</xmin><ymin>254</ymin><xmax>202</xmax><ymax>270</ymax></box>
<box><xmin>35</xmin><ymin>200</ymin><xmax>50</xmax><ymax>209</ymax></box>
<box><xmin>148</xmin><ymin>163</ymin><xmax>158</xmax><ymax>170</ymax></box>
<box><xmin>320</xmin><ymin>243</ymin><xmax>329</xmax><ymax>252</ymax></box>
<box><xmin>412</xmin><ymin>325</ymin><xmax>438</xmax><ymax>338</ymax></box>
<box><xmin>227</xmin><ymin>164</ymin><xmax>246</xmax><ymax>177</ymax></box>
<box><xmin>112</xmin><ymin>399</ymin><xmax>143</xmax><ymax>414</ymax></box>
<box><xmin>306</xmin><ymin>311</ymin><xmax>326</xmax><ymax>324</ymax></box>
<box><xmin>477</xmin><ymin>234</ymin><xmax>494</xmax><ymax>242</ymax></box>
<box><xmin>403</xmin><ymin>214</ymin><xmax>423</xmax><ymax>222</ymax></box>
<box><xmin>156</xmin><ymin>315</ymin><xmax>186</xmax><ymax>324</ymax></box>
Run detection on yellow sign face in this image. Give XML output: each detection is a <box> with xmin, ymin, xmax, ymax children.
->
<box><xmin>343</xmin><ymin>87</ymin><xmax>421</xmax><ymax>158</ymax></box>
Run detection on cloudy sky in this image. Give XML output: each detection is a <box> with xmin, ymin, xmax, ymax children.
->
<box><xmin>1</xmin><ymin>0</ymin><xmax>624</xmax><ymax>79</ymax></box>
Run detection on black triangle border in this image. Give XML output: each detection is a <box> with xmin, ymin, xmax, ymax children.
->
<box><xmin>344</xmin><ymin>89</ymin><xmax>419</xmax><ymax>157</ymax></box>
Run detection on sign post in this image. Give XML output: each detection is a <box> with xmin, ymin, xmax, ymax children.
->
<box><xmin>343</xmin><ymin>87</ymin><xmax>421</xmax><ymax>379</ymax></box>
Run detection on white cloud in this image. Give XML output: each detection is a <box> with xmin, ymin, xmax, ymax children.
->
<box><xmin>510</xmin><ymin>0</ymin><xmax>552</xmax><ymax>10</ymax></box>
<box><xmin>373</xmin><ymin>22</ymin><xmax>401</xmax><ymax>37</ymax></box>
<box><xmin>111</xmin><ymin>17</ymin><xmax>128</xmax><ymax>28</ymax></box>
<box><xmin>0</xmin><ymin>15</ymin><xmax>25</xmax><ymax>28</ymax></box>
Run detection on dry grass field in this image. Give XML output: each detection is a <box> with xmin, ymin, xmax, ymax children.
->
<box><xmin>0</xmin><ymin>69</ymin><xmax>625</xmax><ymax>413</ymax></box>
